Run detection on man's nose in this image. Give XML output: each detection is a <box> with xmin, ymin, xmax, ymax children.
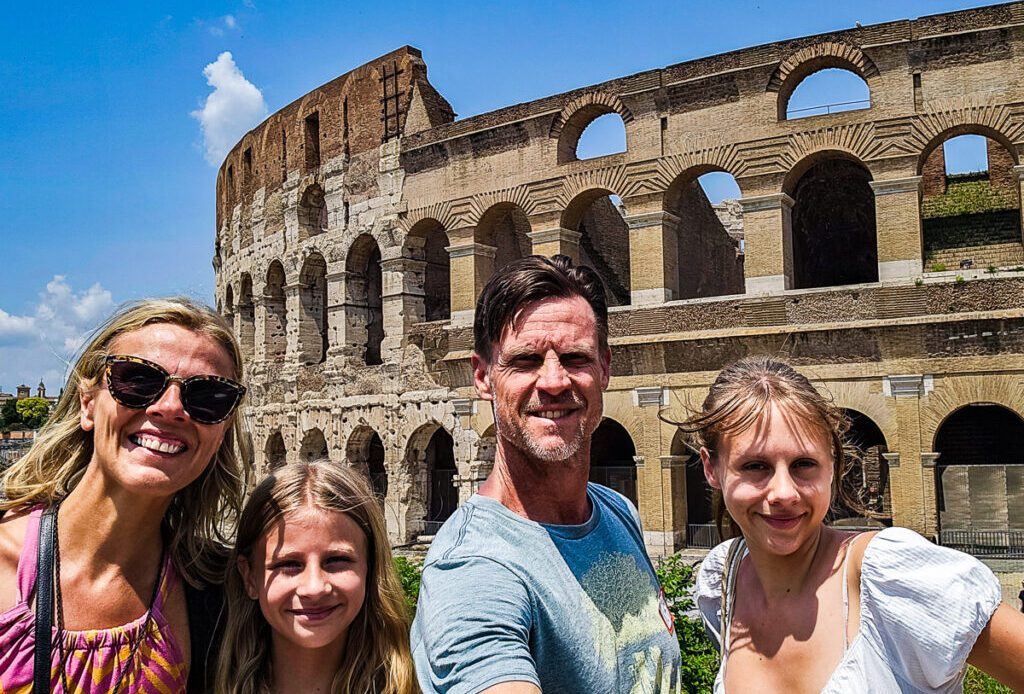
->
<box><xmin>535</xmin><ymin>354</ymin><xmax>570</xmax><ymax>394</ymax></box>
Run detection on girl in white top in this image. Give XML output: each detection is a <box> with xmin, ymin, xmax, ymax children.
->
<box><xmin>685</xmin><ymin>357</ymin><xmax>1024</xmax><ymax>693</ymax></box>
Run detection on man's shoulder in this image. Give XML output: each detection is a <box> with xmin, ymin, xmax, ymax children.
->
<box><xmin>423</xmin><ymin>495</ymin><xmax>540</xmax><ymax>570</ymax></box>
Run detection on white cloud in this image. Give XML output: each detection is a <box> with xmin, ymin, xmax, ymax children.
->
<box><xmin>190</xmin><ymin>52</ymin><xmax>267</xmax><ymax>165</ymax></box>
<box><xmin>0</xmin><ymin>276</ymin><xmax>116</xmax><ymax>391</ymax></box>
<box><xmin>224</xmin><ymin>15</ymin><xmax>237</xmax><ymax>29</ymax></box>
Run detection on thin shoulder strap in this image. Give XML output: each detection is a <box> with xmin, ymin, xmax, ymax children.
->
<box><xmin>33</xmin><ymin>505</ymin><xmax>56</xmax><ymax>694</ymax></box>
<box><xmin>719</xmin><ymin>537</ymin><xmax>746</xmax><ymax>651</ymax></box>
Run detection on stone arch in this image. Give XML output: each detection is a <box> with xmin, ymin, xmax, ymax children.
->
<box><xmin>347</xmin><ymin>425</ymin><xmax>387</xmax><ymax>499</ymax></box>
<box><xmin>561</xmin><ymin>188</ymin><xmax>631</xmax><ymax>306</ymax></box>
<box><xmin>237</xmin><ymin>273</ymin><xmax>255</xmax><ymax>361</ymax></box>
<box><xmin>783</xmin><ymin>150</ymin><xmax>877</xmax><ymax>289</ymax></box>
<box><xmin>921</xmin><ymin>380</ymin><xmax>1024</xmax><ymax>448</ymax></box>
<box><xmin>404</xmin><ymin>421</ymin><xmax>457</xmax><ymax>538</ymax></box>
<box><xmin>299</xmin><ymin>427</ymin><xmax>329</xmax><ymax>462</ymax></box>
<box><xmin>769</xmin><ymin>41</ymin><xmax>879</xmax><ymax>120</ymax></box>
<box><xmin>664</xmin><ymin>166</ymin><xmax>745</xmax><ymax>300</ymax></box>
<box><xmin>344</xmin><ymin>234</ymin><xmax>384</xmax><ymax>365</ymax></box>
<box><xmin>916</xmin><ymin>126</ymin><xmax>1022</xmax><ymax>270</ymax></box>
<box><xmin>405</xmin><ymin>218</ymin><xmax>451</xmax><ymax>322</ymax></box>
<box><xmin>589</xmin><ymin>418</ymin><xmax>637</xmax><ymax>506</ymax></box>
<box><xmin>476</xmin><ymin>202</ymin><xmax>531</xmax><ymax>275</ymax></box>
<box><xmin>265</xmin><ymin>430</ymin><xmax>286</xmax><ymax>470</ymax></box>
<box><xmin>298</xmin><ymin>183</ymin><xmax>328</xmax><ymax>241</ymax></box>
<box><xmin>552</xmin><ymin>92</ymin><xmax>633</xmax><ymax>164</ymax></box>
<box><xmin>297</xmin><ymin>251</ymin><xmax>329</xmax><ymax>365</ymax></box>
<box><xmin>264</xmin><ymin>260</ymin><xmax>288</xmax><ymax>362</ymax></box>
<box><xmin>933</xmin><ymin>403</ymin><xmax>1024</xmax><ymax>533</ymax></box>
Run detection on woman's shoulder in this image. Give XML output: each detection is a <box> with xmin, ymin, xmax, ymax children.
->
<box><xmin>695</xmin><ymin>538</ymin><xmax>740</xmax><ymax>600</ymax></box>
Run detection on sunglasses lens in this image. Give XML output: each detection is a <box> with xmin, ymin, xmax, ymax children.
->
<box><xmin>182</xmin><ymin>379</ymin><xmax>241</xmax><ymax>424</ymax></box>
<box><xmin>108</xmin><ymin>360</ymin><xmax>167</xmax><ymax>407</ymax></box>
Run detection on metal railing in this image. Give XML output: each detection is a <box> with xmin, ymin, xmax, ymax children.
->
<box><xmin>787</xmin><ymin>98</ymin><xmax>871</xmax><ymax>119</ymax></box>
<box><xmin>420</xmin><ymin>520</ymin><xmax>446</xmax><ymax>537</ymax></box>
<box><xmin>937</xmin><ymin>529</ymin><xmax>1024</xmax><ymax>558</ymax></box>
<box><xmin>686</xmin><ymin>523</ymin><xmax>721</xmax><ymax>549</ymax></box>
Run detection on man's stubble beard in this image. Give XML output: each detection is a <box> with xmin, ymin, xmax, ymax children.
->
<box><xmin>492</xmin><ymin>398</ymin><xmax>595</xmax><ymax>472</ymax></box>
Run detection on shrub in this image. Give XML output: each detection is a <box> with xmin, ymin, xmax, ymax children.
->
<box><xmin>964</xmin><ymin>665</ymin><xmax>1014</xmax><ymax>693</ymax></box>
<box><xmin>985</xmin><ymin>265</ymin><xmax>998</xmax><ymax>274</ymax></box>
<box><xmin>656</xmin><ymin>554</ymin><xmax>720</xmax><ymax>693</ymax></box>
<box><xmin>914</xmin><ymin>277</ymin><xmax>924</xmax><ymax>287</ymax></box>
<box><xmin>929</xmin><ymin>262</ymin><xmax>947</xmax><ymax>272</ymax></box>
<box><xmin>955</xmin><ymin>274</ymin><xmax>966</xmax><ymax>284</ymax></box>
<box><xmin>394</xmin><ymin>556</ymin><xmax>422</xmax><ymax>612</ymax></box>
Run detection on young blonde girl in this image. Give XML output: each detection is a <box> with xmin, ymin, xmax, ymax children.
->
<box><xmin>216</xmin><ymin>460</ymin><xmax>417</xmax><ymax>694</ymax></box>
<box><xmin>683</xmin><ymin>356</ymin><xmax>1024</xmax><ymax>693</ymax></box>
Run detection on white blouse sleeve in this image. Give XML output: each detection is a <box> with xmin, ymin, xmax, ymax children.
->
<box><xmin>858</xmin><ymin>527</ymin><xmax>1002</xmax><ymax>690</ymax></box>
<box><xmin>695</xmin><ymin>538</ymin><xmax>735</xmax><ymax>652</ymax></box>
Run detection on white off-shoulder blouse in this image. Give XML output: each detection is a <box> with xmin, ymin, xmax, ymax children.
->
<box><xmin>695</xmin><ymin>527</ymin><xmax>1002</xmax><ymax>693</ymax></box>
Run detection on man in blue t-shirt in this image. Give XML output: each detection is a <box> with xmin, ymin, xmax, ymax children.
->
<box><xmin>412</xmin><ymin>255</ymin><xmax>681</xmax><ymax>694</ymax></box>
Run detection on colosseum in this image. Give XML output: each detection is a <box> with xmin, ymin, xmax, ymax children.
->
<box><xmin>215</xmin><ymin>2</ymin><xmax>1024</xmax><ymax>562</ymax></box>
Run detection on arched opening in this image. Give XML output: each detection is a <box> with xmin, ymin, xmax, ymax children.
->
<box><xmin>298</xmin><ymin>184</ymin><xmax>328</xmax><ymax>240</ymax></box>
<box><xmin>784</xmin><ymin>68</ymin><xmax>871</xmax><ymax>120</ymax></box>
<box><xmin>223</xmin><ymin>284</ymin><xmax>235</xmax><ymax>327</ymax></box>
<box><xmin>265</xmin><ymin>431</ymin><xmax>286</xmax><ymax>470</ymax></box>
<box><xmin>574</xmin><ymin>112</ymin><xmax>627</xmax><ymax>160</ymax></box>
<box><xmin>264</xmin><ymin>261</ymin><xmax>288</xmax><ymax>362</ymax></box>
<box><xmin>787</xmin><ymin>154</ymin><xmax>877</xmax><ymax>288</ymax></box>
<box><xmin>345</xmin><ymin>234</ymin><xmax>384</xmax><ymax>365</ymax></box>
<box><xmin>665</xmin><ymin>169</ymin><xmax>745</xmax><ymax>300</ymax></box>
<box><xmin>406</xmin><ymin>219</ymin><xmax>451</xmax><ymax>322</ymax></box>
<box><xmin>670</xmin><ymin>430</ymin><xmax>716</xmax><ymax>547</ymax></box>
<box><xmin>299</xmin><ymin>427</ymin><xmax>329</xmax><ymax>462</ymax></box>
<box><xmin>920</xmin><ymin>130</ymin><xmax>1022</xmax><ymax>271</ymax></box>
<box><xmin>833</xmin><ymin>410</ymin><xmax>891</xmax><ymax>526</ymax></box>
<box><xmin>562</xmin><ymin>190</ymin><xmax>631</xmax><ymax>306</ymax></box>
<box><xmin>238</xmin><ymin>273</ymin><xmax>255</xmax><ymax>360</ymax></box>
<box><xmin>347</xmin><ymin>427</ymin><xmax>387</xmax><ymax>500</ymax></box>
<box><xmin>934</xmin><ymin>404</ymin><xmax>1024</xmax><ymax>536</ymax></box>
<box><xmin>476</xmin><ymin>203</ymin><xmax>531</xmax><ymax>276</ymax></box>
<box><xmin>557</xmin><ymin>104</ymin><xmax>627</xmax><ymax>164</ymax></box>
<box><xmin>298</xmin><ymin>252</ymin><xmax>328</xmax><ymax>365</ymax></box>
<box><xmin>425</xmin><ymin>428</ymin><xmax>458</xmax><ymax>532</ymax></box>
<box><xmin>589</xmin><ymin>419</ymin><xmax>637</xmax><ymax>506</ymax></box>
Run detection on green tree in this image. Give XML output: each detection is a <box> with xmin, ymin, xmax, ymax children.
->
<box><xmin>16</xmin><ymin>397</ymin><xmax>50</xmax><ymax>430</ymax></box>
<box><xmin>0</xmin><ymin>398</ymin><xmax>22</xmax><ymax>431</ymax></box>
<box><xmin>656</xmin><ymin>554</ymin><xmax>720</xmax><ymax>693</ymax></box>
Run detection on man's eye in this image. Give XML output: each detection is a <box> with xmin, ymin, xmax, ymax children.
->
<box><xmin>561</xmin><ymin>354</ymin><xmax>590</xmax><ymax>366</ymax></box>
<box><xmin>512</xmin><ymin>355</ymin><xmax>541</xmax><ymax>367</ymax></box>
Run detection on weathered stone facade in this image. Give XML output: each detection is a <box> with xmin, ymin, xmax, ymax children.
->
<box><xmin>215</xmin><ymin>6</ymin><xmax>1024</xmax><ymax>553</ymax></box>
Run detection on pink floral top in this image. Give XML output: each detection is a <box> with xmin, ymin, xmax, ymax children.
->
<box><xmin>0</xmin><ymin>506</ymin><xmax>188</xmax><ymax>693</ymax></box>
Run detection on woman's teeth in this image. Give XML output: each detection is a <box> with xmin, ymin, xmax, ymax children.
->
<box><xmin>130</xmin><ymin>434</ymin><xmax>185</xmax><ymax>454</ymax></box>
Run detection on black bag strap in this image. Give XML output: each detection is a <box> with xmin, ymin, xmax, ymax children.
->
<box><xmin>34</xmin><ymin>505</ymin><xmax>57</xmax><ymax>693</ymax></box>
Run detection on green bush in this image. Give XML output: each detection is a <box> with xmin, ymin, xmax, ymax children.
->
<box><xmin>929</xmin><ymin>262</ymin><xmax>948</xmax><ymax>272</ymax></box>
<box><xmin>656</xmin><ymin>554</ymin><xmax>720</xmax><ymax>693</ymax></box>
<box><xmin>394</xmin><ymin>556</ymin><xmax>422</xmax><ymax>613</ymax></box>
<box><xmin>964</xmin><ymin>665</ymin><xmax>1014</xmax><ymax>693</ymax></box>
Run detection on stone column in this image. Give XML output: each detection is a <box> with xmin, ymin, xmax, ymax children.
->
<box><xmin>284</xmin><ymin>282</ymin><xmax>302</xmax><ymax>368</ymax></box>
<box><xmin>1015</xmin><ymin>165</ymin><xmax>1024</xmax><ymax>243</ymax></box>
<box><xmin>251</xmin><ymin>295</ymin><xmax>268</xmax><ymax>364</ymax></box>
<box><xmin>631</xmin><ymin>386</ymin><xmax>683</xmax><ymax>557</ymax></box>
<box><xmin>527</xmin><ymin>221</ymin><xmax>582</xmax><ymax>261</ymax></box>
<box><xmin>870</xmin><ymin>176</ymin><xmax>924</xmax><ymax>281</ymax></box>
<box><xmin>658</xmin><ymin>454</ymin><xmax>689</xmax><ymax>550</ymax></box>
<box><xmin>740</xmin><ymin>193</ymin><xmax>794</xmax><ymax>294</ymax></box>
<box><xmin>325</xmin><ymin>270</ymin><xmax>347</xmax><ymax>362</ymax></box>
<box><xmin>379</xmin><ymin>253</ymin><xmax>425</xmax><ymax>354</ymax></box>
<box><xmin>883</xmin><ymin>374</ymin><xmax>934</xmax><ymax>535</ymax></box>
<box><xmin>447</xmin><ymin>229</ymin><xmax>495</xmax><ymax>327</ymax></box>
<box><xmin>625</xmin><ymin>211</ymin><xmax>680</xmax><ymax>305</ymax></box>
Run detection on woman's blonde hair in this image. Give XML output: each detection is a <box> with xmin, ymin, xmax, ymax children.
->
<box><xmin>1</xmin><ymin>297</ymin><xmax>252</xmax><ymax>586</ymax></box>
<box><xmin>675</xmin><ymin>356</ymin><xmax>869</xmax><ymax>538</ymax></box>
<box><xmin>216</xmin><ymin>460</ymin><xmax>417</xmax><ymax>694</ymax></box>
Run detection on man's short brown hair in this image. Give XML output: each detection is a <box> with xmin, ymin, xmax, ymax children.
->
<box><xmin>473</xmin><ymin>255</ymin><xmax>609</xmax><ymax>362</ymax></box>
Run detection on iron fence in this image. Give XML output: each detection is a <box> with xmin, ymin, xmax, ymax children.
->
<box><xmin>937</xmin><ymin>529</ymin><xmax>1024</xmax><ymax>558</ymax></box>
<box><xmin>686</xmin><ymin>523</ymin><xmax>721</xmax><ymax>549</ymax></box>
<box><xmin>787</xmin><ymin>98</ymin><xmax>872</xmax><ymax>118</ymax></box>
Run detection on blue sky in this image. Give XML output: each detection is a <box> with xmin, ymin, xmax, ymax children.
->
<box><xmin>0</xmin><ymin>0</ymin><xmax>997</xmax><ymax>390</ymax></box>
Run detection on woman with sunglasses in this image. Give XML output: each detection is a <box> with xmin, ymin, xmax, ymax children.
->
<box><xmin>0</xmin><ymin>297</ymin><xmax>251</xmax><ymax>693</ymax></box>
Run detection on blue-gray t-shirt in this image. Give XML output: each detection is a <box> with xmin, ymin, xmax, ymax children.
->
<box><xmin>411</xmin><ymin>483</ymin><xmax>682</xmax><ymax>694</ymax></box>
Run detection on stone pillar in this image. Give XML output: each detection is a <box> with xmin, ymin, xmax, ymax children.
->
<box><xmin>658</xmin><ymin>454</ymin><xmax>689</xmax><ymax>550</ymax></box>
<box><xmin>379</xmin><ymin>253</ymin><xmax>425</xmax><ymax>354</ymax></box>
<box><xmin>325</xmin><ymin>270</ymin><xmax>347</xmax><ymax>362</ymax></box>
<box><xmin>740</xmin><ymin>193</ymin><xmax>794</xmax><ymax>294</ymax></box>
<box><xmin>883</xmin><ymin>374</ymin><xmax>934</xmax><ymax>535</ymax></box>
<box><xmin>527</xmin><ymin>227</ymin><xmax>582</xmax><ymax>261</ymax></box>
<box><xmin>284</xmin><ymin>283</ymin><xmax>302</xmax><ymax>366</ymax></box>
<box><xmin>447</xmin><ymin>229</ymin><xmax>495</xmax><ymax>327</ymax></box>
<box><xmin>252</xmin><ymin>295</ymin><xmax>268</xmax><ymax>364</ymax></box>
<box><xmin>871</xmin><ymin>176</ymin><xmax>924</xmax><ymax>281</ymax></box>
<box><xmin>631</xmin><ymin>386</ymin><xmax>683</xmax><ymax>556</ymax></box>
<box><xmin>1015</xmin><ymin>165</ymin><xmax>1024</xmax><ymax>243</ymax></box>
<box><xmin>625</xmin><ymin>211</ymin><xmax>680</xmax><ymax>305</ymax></box>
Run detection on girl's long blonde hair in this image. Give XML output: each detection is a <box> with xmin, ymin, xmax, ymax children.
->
<box><xmin>216</xmin><ymin>461</ymin><xmax>417</xmax><ymax>694</ymax></box>
<box><xmin>1</xmin><ymin>297</ymin><xmax>252</xmax><ymax>587</ymax></box>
